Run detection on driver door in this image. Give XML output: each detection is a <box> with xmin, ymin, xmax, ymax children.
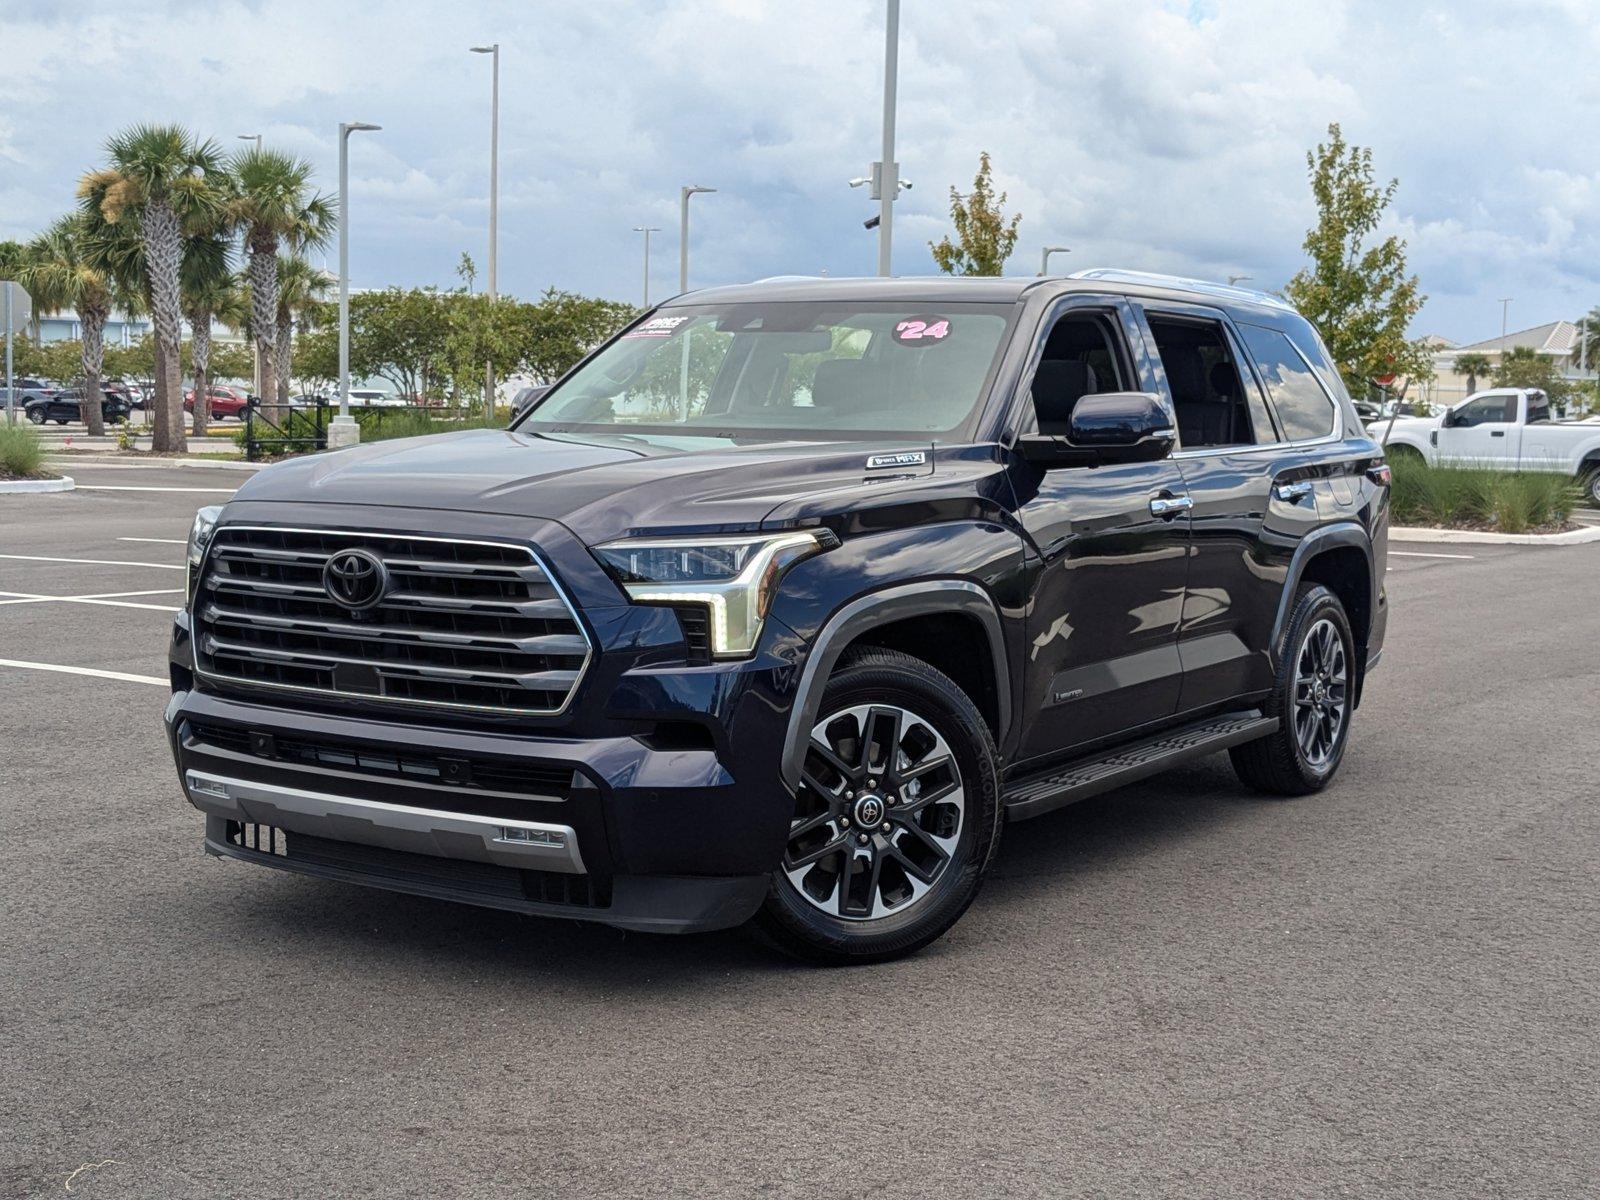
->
<box><xmin>1437</xmin><ymin>392</ymin><xmax>1521</xmax><ymax>467</ymax></box>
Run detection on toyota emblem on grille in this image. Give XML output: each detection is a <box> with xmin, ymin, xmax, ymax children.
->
<box><xmin>322</xmin><ymin>548</ymin><xmax>388</xmax><ymax>610</ymax></box>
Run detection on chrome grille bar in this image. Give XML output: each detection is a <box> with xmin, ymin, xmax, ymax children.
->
<box><xmin>193</xmin><ymin>527</ymin><xmax>592</xmax><ymax>716</ymax></box>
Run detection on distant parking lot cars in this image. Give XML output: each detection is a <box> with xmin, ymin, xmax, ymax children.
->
<box><xmin>184</xmin><ymin>385</ymin><xmax>257</xmax><ymax>420</ymax></box>
<box><xmin>26</xmin><ymin>389</ymin><xmax>132</xmax><ymax>425</ymax></box>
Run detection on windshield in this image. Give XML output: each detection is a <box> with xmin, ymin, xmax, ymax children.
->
<box><xmin>519</xmin><ymin>301</ymin><xmax>1014</xmax><ymax>441</ymax></box>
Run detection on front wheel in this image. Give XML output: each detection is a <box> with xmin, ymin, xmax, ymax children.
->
<box><xmin>28</xmin><ymin>408</ymin><xmax>46</xmax><ymax>425</ymax></box>
<box><xmin>1583</xmin><ymin>467</ymin><xmax>1600</xmax><ymax>508</ymax></box>
<box><xmin>1231</xmin><ymin>583</ymin><xmax>1356</xmax><ymax>796</ymax></box>
<box><xmin>753</xmin><ymin>648</ymin><xmax>1002</xmax><ymax>965</ymax></box>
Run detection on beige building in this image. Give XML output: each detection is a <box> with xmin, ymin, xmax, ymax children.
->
<box><xmin>1422</xmin><ymin>320</ymin><xmax>1590</xmax><ymax>408</ymax></box>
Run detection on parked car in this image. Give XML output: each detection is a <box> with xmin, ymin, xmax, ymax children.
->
<box><xmin>184</xmin><ymin>385</ymin><xmax>257</xmax><ymax>420</ymax></box>
<box><xmin>26</xmin><ymin>389</ymin><xmax>132</xmax><ymax>425</ymax></box>
<box><xmin>289</xmin><ymin>393</ymin><xmax>333</xmax><ymax>407</ymax></box>
<box><xmin>168</xmin><ymin>271</ymin><xmax>1390</xmax><ymax>964</ymax></box>
<box><xmin>347</xmin><ymin>389</ymin><xmax>406</xmax><ymax>407</ymax></box>
<box><xmin>2</xmin><ymin>384</ymin><xmax>55</xmax><ymax>411</ymax></box>
<box><xmin>1372</xmin><ymin>387</ymin><xmax>1600</xmax><ymax>504</ymax></box>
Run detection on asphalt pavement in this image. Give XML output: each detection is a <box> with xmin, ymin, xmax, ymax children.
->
<box><xmin>2</xmin><ymin>468</ymin><xmax>1598</xmax><ymax>1198</ymax></box>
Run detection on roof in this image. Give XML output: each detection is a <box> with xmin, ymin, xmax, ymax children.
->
<box><xmin>1452</xmin><ymin>320</ymin><xmax>1579</xmax><ymax>356</ymax></box>
<box><xmin>665</xmin><ymin>269</ymin><xmax>1296</xmax><ymax>318</ymax></box>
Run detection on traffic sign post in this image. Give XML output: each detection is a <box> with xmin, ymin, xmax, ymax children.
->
<box><xmin>3</xmin><ymin>281</ymin><xmax>32</xmax><ymax>425</ymax></box>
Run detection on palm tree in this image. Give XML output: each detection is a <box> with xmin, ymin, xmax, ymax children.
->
<box><xmin>20</xmin><ymin>215</ymin><xmax>119</xmax><ymax>436</ymax></box>
<box><xmin>227</xmin><ymin>149</ymin><xmax>335</xmax><ymax>422</ymax></box>
<box><xmin>81</xmin><ymin>124</ymin><xmax>225</xmax><ymax>453</ymax></box>
<box><xmin>1453</xmin><ymin>352</ymin><xmax>1492</xmax><ymax>398</ymax></box>
<box><xmin>181</xmin><ymin>231</ymin><xmax>241</xmax><ymax>438</ymax></box>
<box><xmin>271</xmin><ymin>254</ymin><xmax>332</xmax><ymax>405</ymax></box>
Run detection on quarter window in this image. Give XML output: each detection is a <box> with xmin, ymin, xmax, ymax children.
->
<box><xmin>1239</xmin><ymin>325</ymin><xmax>1337</xmax><ymax>441</ymax></box>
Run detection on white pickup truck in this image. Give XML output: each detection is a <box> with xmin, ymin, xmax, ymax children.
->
<box><xmin>1372</xmin><ymin>387</ymin><xmax>1600</xmax><ymax>505</ymax></box>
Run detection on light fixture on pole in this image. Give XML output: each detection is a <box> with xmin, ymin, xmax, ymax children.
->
<box><xmin>1227</xmin><ymin>274</ymin><xmax>1254</xmax><ymax>286</ymax></box>
<box><xmin>237</xmin><ymin>133</ymin><xmax>262</xmax><ymax>151</ymax></box>
<box><xmin>470</xmin><ymin>44</ymin><xmax>500</xmax><ymax>413</ymax></box>
<box><xmin>633</xmin><ymin>226</ymin><xmax>661</xmax><ymax>307</ymax></box>
<box><xmin>679</xmin><ymin>185</ymin><xmax>716</xmax><ymax>294</ymax></box>
<box><xmin>334</xmin><ymin>121</ymin><xmax>381</xmax><ymax>448</ymax></box>
<box><xmin>1038</xmin><ymin>246</ymin><xmax>1070</xmax><ymax>276</ymax></box>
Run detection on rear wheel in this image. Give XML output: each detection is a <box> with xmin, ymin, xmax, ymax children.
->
<box><xmin>1230</xmin><ymin>583</ymin><xmax>1356</xmax><ymax>796</ymax></box>
<box><xmin>1582</xmin><ymin>466</ymin><xmax>1600</xmax><ymax>508</ymax></box>
<box><xmin>753</xmin><ymin>648</ymin><xmax>1002</xmax><ymax>965</ymax></box>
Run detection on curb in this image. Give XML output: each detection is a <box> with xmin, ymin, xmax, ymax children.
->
<box><xmin>0</xmin><ymin>475</ymin><xmax>75</xmax><ymax>494</ymax></box>
<box><xmin>175</xmin><ymin>459</ymin><xmax>260</xmax><ymax>472</ymax></box>
<box><xmin>1390</xmin><ymin>524</ymin><xmax>1600</xmax><ymax>546</ymax></box>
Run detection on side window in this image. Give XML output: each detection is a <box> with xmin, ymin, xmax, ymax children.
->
<box><xmin>1525</xmin><ymin>393</ymin><xmax>1551</xmax><ymax>424</ymax></box>
<box><xmin>1453</xmin><ymin>395</ymin><xmax>1517</xmax><ymax>426</ymax></box>
<box><xmin>1146</xmin><ymin>315</ymin><xmax>1270</xmax><ymax>448</ymax></box>
<box><xmin>1239</xmin><ymin>324</ymin><xmax>1337</xmax><ymax>441</ymax></box>
<box><xmin>1027</xmin><ymin>310</ymin><xmax>1130</xmax><ymax>434</ymax></box>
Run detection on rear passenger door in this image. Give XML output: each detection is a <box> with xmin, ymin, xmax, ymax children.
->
<box><xmin>1007</xmin><ymin>298</ymin><xmax>1193</xmax><ymax>763</ymax></box>
<box><xmin>1132</xmin><ymin>304</ymin><xmax>1325</xmax><ymax>714</ymax></box>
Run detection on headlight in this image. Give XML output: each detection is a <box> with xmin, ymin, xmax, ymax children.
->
<box><xmin>186</xmin><ymin>505</ymin><xmax>223</xmax><ymax>605</ymax></box>
<box><xmin>595</xmin><ymin>530</ymin><xmax>834</xmax><ymax>658</ymax></box>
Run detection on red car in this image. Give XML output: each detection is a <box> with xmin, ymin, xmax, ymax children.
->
<box><xmin>183</xmin><ymin>385</ymin><xmax>257</xmax><ymax>420</ymax></box>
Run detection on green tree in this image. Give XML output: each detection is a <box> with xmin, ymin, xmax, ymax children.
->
<box><xmin>1493</xmin><ymin>346</ymin><xmax>1568</xmax><ymax>398</ymax></box>
<box><xmin>1569</xmin><ymin>307</ymin><xmax>1600</xmax><ymax>370</ymax></box>
<box><xmin>21</xmin><ymin>215</ymin><xmax>120</xmax><ymax>435</ymax></box>
<box><xmin>271</xmin><ymin>254</ymin><xmax>331</xmax><ymax>404</ymax></box>
<box><xmin>444</xmin><ymin>294</ymin><xmax>527</xmax><ymax>403</ymax></box>
<box><xmin>83</xmin><ymin>124</ymin><xmax>226</xmax><ymax>452</ymax></box>
<box><xmin>348</xmin><ymin>287</ymin><xmax>453</xmax><ymax>399</ymax></box>
<box><xmin>1282</xmin><ymin>124</ymin><xmax>1431</xmax><ymax>397</ymax></box>
<box><xmin>929</xmin><ymin>151</ymin><xmax>1022</xmax><ymax>277</ymax></box>
<box><xmin>181</xmin><ymin>230</ymin><xmax>243</xmax><ymax>437</ymax></box>
<box><xmin>519</xmin><ymin>289</ymin><xmax>636</xmax><ymax>382</ymax></box>
<box><xmin>456</xmin><ymin>252</ymin><xmax>478</xmax><ymax>294</ymax></box>
<box><xmin>1453</xmin><ymin>352</ymin><xmax>1492</xmax><ymax>397</ymax></box>
<box><xmin>227</xmin><ymin>147</ymin><xmax>335</xmax><ymax>422</ymax></box>
<box><xmin>292</xmin><ymin>323</ymin><xmax>339</xmax><ymax>397</ymax></box>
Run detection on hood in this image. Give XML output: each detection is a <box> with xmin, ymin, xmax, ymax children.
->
<box><xmin>229</xmin><ymin>427</ymin><xmax>958</xmax><ymax>544</ymax></box>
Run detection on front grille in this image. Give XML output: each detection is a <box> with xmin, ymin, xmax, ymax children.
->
<box><xmin>186</xmin><ymin>721</ymin><xmax>574</xmax><ymax>800</ymax></box>
<box><xmin>193</xmin><ymin>527</ymin><xmax>591</xmax><ymax>716</ymax></box>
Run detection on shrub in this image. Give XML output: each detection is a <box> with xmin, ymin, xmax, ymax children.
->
<box><xmin>0</xmin><ymin>422</ymin><xmax>45</xmax><ymax>478</ymax></box>
<box><xmin>1389</xmin><ymin>456</ymin><xmax>1575</xmax><ymax>532</ymax></box>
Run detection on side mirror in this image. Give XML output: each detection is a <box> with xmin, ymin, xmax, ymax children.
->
<box><xmin>1018</xmin><ymin>391</ymin><xmax>1176</xmax><ymax>468</ymax></box>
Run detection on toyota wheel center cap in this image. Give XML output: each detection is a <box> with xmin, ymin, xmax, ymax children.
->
<box><xmin>853</xmin><ymin>795</ymin><xmax>885</xmax><ymax>827</ymax></box>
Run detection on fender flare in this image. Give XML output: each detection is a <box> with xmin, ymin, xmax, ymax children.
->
<box><xmin>1271</xmin><ymin>522</ymin><xmax>1375</xmax><ymax>666</ymax></box>
<box><xmin>779</xmin><ymin>580</ymin><xmax>1011</xmax><ymax>793</ymax></box>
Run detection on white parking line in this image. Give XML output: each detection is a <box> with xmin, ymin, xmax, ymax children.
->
<box><xmin>0</xmin><ymin>658</ymin><xmax>166</xmax><ymax>686</ymax></box>
<box><xmin>0</xmin><ymin>590</ymin><xmax>183</xmax><ymax>611</ymax></box>
<box><xmin>0</xmin><ymin>553</ymin><xmax>184</xmax><ymax>571</ymax></box>
<box><xmin>75</xmin><ymin>485</ymin><xmax>236</xmax><ymax>494</ymax></box>
<box><xmin>1390</xmin><ymin>550</ymin><xmax>1476</xmax><ymax>560</ymax></box>
<box><xmin>118</xmin><ymin>537</ymin><xmax>189</xmax><ymax>545</ymax></box>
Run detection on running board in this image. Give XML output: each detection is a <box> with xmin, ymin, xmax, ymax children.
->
<box><xmin>1003</xmin><ymin>711</ymin><xmax>1277</xmax><ymax>822</ymax></box>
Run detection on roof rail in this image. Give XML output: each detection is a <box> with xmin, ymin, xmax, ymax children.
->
<box><xmin>1068</xmin><ymin>268</ymin><xmax>1293</xmax><ymax>312</ymax></box>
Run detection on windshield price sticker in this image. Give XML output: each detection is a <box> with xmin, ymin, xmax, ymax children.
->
<box><xmin>892</xmin><ymin>315</ymin><xmax>952</xmax><ymax>345</ymax></box>
<box><xmin>624</xmin><ymin>316</ymin><xmax>691</xmax><ymax>339</ymax></box>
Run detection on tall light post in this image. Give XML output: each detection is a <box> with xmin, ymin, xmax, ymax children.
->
<box><xmin>876</xmin><ymin>0</ymin><xmax>900</xmax><ymax>277</ymax></box>
<box><xmin>1499</xmin><ymin>297</ymin><xmax>1513</xmax><ymax>345</ymax></box>
<box><xmin>334</xmin><ymin>121</ymin><xmax>381</xmax><ymax>448</ymax></box>
<box><xmin>633</xmin><ymin>226</ymin><xmax>660</xmax><ymax>307</ymax></box>
<box><xmin>470</xmin><ymin>44</ymin><xmax>500</xmax><ymax>413</ymax></box>
<box><xmin>679</xmin><ymin>185</ymin><xmax>716</xmax><ymax>294</ymax></box>
<box><xmin>1038</xmin><ymin>246</ymin><xmax>1070</xmax><ymax>276</ymax></box>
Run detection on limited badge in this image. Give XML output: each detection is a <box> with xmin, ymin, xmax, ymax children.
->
<box><xmin>891</xmin><ymin>315</ymin><xmax>952</xmax><ymax>345</ymax></box>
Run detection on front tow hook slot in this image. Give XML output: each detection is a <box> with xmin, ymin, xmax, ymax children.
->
<box><xmin>187</xmin><ymin>772</ymin><xmax>230</xmax><ymax>800</ymax></box>
<box><xmin>496</xmin><ymin>827</ymin><xmax>568</xmax><ymax>848</ymax></box>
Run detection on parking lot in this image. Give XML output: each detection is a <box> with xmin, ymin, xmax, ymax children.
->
<box><xmin>3</xmin><ymin>467</ymin><xmax>1598</xmax><ymax>1198</ymax></box>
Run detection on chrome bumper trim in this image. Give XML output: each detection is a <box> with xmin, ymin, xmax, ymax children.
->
<box><xmin>182</xmin><ymin>769</ymin><xmax>585</xmax><ymax>874</ymax></box>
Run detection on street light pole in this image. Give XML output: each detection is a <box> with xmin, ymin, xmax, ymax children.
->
<box><xmin>679</xmin><ymin>185</ymin><xmax>716</xmax><ymax>294</ymax></box>
<box><xmin>1038</xmin><ymin>246</ymin><xmax>1070</xmax><ymax>276</ymax></box>
<box><xmin>471</xmin><ymin>44</ymin><xmax>500</xmax><ymax>414</ymax></box>
<box><xmin>877</xmin><ymin>0</ymin><xmax>900</xmax><ymax>277</ymax></box>
<box><xmin>633</xmin><ymin>227</ymin><xmax>660</xmax><ymax>307</ymax></box>
<box><xmin>335</xmin><ymin>121</ymin><xmax>381</xmax><ymax>448</ymax></box>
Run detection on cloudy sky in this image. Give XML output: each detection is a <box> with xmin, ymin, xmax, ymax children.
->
<box><xmin>4</xmin><ymin>0</ymin><xmax>1599</xmax><ymax>343</ymax></box>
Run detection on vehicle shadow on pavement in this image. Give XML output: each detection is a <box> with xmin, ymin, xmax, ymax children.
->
<box><xmin>200</xmin><ymin>754</ymin><xmax>1264</xmax><ymax>983</ymax></box>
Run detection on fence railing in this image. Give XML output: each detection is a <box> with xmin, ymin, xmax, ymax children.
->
<box><xmin>244</xmin><ymin>403</ymin><xmax>329</xmax><ymax>462</ymax></box>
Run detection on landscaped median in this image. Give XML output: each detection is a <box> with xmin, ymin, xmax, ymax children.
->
<box><xmin>0</xmin><ymin>424</ymin><xmax>73</xmax><ymax>493</ymax></box>
<box><xmin>1388</xmin><ymin>456</ymin><xmax>1600</xmax><ymax>544</ymax></box>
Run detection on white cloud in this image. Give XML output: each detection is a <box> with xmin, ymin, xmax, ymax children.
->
<box><xmin>2</xmin><ymin>0</ymin><xmax>1598</xmax><ymax>337</ymax></box>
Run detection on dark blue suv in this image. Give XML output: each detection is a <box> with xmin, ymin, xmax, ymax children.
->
<box><xmin>166</xmin><ymin>271</ymin><xmax>1389</xmax><ymax>963</ymax></box>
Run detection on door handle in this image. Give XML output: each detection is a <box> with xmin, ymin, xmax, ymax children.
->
<box><xmin>1148</xmin><ymin>493</ymin><xmax>1193</xmax><ymax>518</ymax></box>
<box><xmin>1273</xmin><ymin>481</ymin><xmax>1314</xmax><ymax>504</ymax></box>
<box><xmin>1490</xmin><ymin>430</ymin><xmax>1506</xmax><ymax>438</ymax></box>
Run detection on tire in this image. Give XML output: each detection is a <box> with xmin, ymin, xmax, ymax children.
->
<box><xmin>28</xmin><ymin>408</ymin><xmax>45</xmax><ymax>425</ymax></box>
<box><xmin>1386</xmin><ymin>444</ymin><xmax>1424</xmax><ymax>465</ymax></box>
<box><xmin>1230</xmin><ymin>583</ymin><xmax>1356</xmax><ymax>796</ymax></box>
<box><xmin>1583</xmin><ymin>467</ymin><xmax>1600</xmax><ymax>509</ymax></box>
<box><xmin>752</xmin><ymin>647</ymin><xmax>1002</xmax><ymax>965</ymax></box>
<box><xmin>55</xmin><ymin>418</ymin><xmax>68</xmax><ymax>425</ymax></box>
